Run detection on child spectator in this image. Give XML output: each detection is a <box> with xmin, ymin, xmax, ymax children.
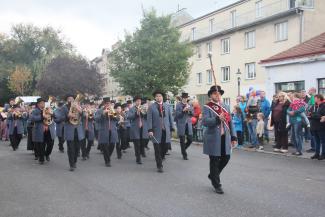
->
<box><xmin>232</xmin><ymin>106</ymin><xmax>243</xmax><ymax>148</ymax></box>
<box><xmin>286</xmin><ymin>93</ymin><xmax>310</xmax><ymax>129</ymax></box>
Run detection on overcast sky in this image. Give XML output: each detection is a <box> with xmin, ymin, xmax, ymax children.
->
<box><xmin>0</xmin><ymin>0</ymin><xmax>237</xmax><ymax>59</ymax></box>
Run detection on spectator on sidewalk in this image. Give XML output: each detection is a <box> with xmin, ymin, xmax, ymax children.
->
<box><xmin>287</xmin><ymin>93</ymin><xmax>307</xmax><ymax>156</ymax></box>
<box><xmin>306</xmin><ymin>87</ymin><xmax>317</xmax><ymax>153</ymax></box>
<box><xmin>256</xmin><ymin>113</ymin><xmax>265</xmax><ymax>150</ymax></box>
<box><xmin>301</xmin><ymin>90</ymin><xmax>312</xmax><ymax>144</ymax></box>
<box><xmin>309</xmin><ymin>94</ymin><xmax>325</xmax><ymax>160</ymax></box>
<box><xmin>238</xmin><ymin>96</ymin><xmax>249</xmax><ymax>144</ymax></box>
<box><xmin>271</xmin><ymin>92</ymin><xmax>290</xmax><ymax>153</ymax></box>
<box><xmin>246</xmin><ymin>90</ymin><xmax>260</xmax><ymax>148</ymax></box>
<box><xmin>259</xmin><ymin>91</ymin><xmax>271</xmax><ymax>143</ymax></box>
<box><xmin>232</xmin><ymin>106</ymin><xmax>243</xmax><ymax>148</ymax></box>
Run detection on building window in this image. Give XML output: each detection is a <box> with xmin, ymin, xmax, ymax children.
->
<box><xmin>275</xmin><ymin>81</ymin><xmax>305</xmax><ymax>93</ymax></box>
<box><xmin>296</xmin><ymin>0</ymin><xmax>314</xmax><ymax>8</ymax></box>
<box><xmin>255</xmin><ymin>1</ymin><xmax>262</xmax><ymax>18</ymax></box>
<box><xmin>209</xmin><ymin>18</ymin><xmax>214</xmax><ymax>33</ymax></box>
<box><xmin>245</xmin><ymin>30</ymin><xmax>256</xmax><ymax>49</ymax></box>
<box><xmin>196</xmin><ymin>45</ymin><xmax>202</xmax><ymax>58</ymax></box>
<box><xmin>275</xmin><ymin>21</ymin><xmax>288</xmax><ymax>41</ymax></box>
<box><xmin>221</xmin><ymin>38</ymin><xmax>230</xmax><ymax>54</ymax></box>
<box><xmin>197</xmin><ymin>72</ymin><xmax>202</xmax><ymax>84</ymax></box>
<box><xmin>223</xmin><ymin>98</ymin><xmax>231</xmax><ymax>106</ymax></box>
<box><xmin>207</xmin><ymin>42</ymin><xmax>212</xmax><ymax>54</ymax></box>
<box><xmin>191</xmin><ymin>27</ymin><xmax>196</xmax><ymax>40</ymax></box>
<box><xmin>245</xmin><ymin>63</ymin><xmax>256</xmax><ymax>79</ymax></box>
<box><xmin>221</xmin><ymin>66</ymin><xmax>230</xmax><ymax>82</ymax></box>
<box><xmin>231</xmin><ymin>10</ymin><xmax>236</xmax><ymax>28</ymax></box>
<box><xmin>207</xmin><ymin>70</ymin><xmax>212</xmax><ymax>84</ymax></box>
<box><xmin>318</xmin><ymin>78</ymin><xmax>325</xmax><ymax>95</ymax></box>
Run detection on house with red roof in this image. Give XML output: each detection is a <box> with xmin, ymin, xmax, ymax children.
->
<box><xmin>260</xmin><ymin>32</ymin><xmax>325</xmax><ymax>99</ymax></box>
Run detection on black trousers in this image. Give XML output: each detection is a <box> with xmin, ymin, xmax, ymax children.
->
<box><xmin>27</xmin><ymin>126</ymin><xmax>34</xmax><ymax>151</ymax></box>
<box><xmin>58</xmin><ymin>126</ymin><xmax>65</xmax><ymax>151</ymax></box>
<box><xmin>209</xmin><ymin>135</ymin><xmax>230</xmax><ymax>188</ymax></box>
<box><xmin>153</xmin><ymin>130</ymin><xmax>167</xmax><ymax>169</ymax></box>
<box><xmin>179</xmin><ymin>125</ymin><xmax>193</xmax><ymax>158</ymax></box>
<box><xmin>101</xmin><ymin>143</ymin><xmax>119</xmax><ymax>164</ymax></box>
<box><xmin>35</xmin><ymin>130</ymin><xmax>54</xmax><ymax>162</ymax></box>
<box><xmin>81</xmin><ymin>131</ymin><xmax>93</xmax><ymax>158</ymax></box>
<box><xmin>236</xmin><ymin>131</ymin><xmax>243</xmax><ymax>146</ymax></box>
<box><xmin>101</xmin><ymin>131</ymin><xmax>121</xmax><ymax>164</ymax></box>
<box><xmin>9</xmin><ymin>127</ymin><xmax>22</xmax><ymax>150</ymax></box>
<box><xmin>133</xmin><ymin>127</ymin><xmax>147</xmax><ymax>161</ymax></box>
<box><xmin>118</xmin><ymin>128</ymin><xmax>129</xmax><ymax>151</ymax></box>
<box><xmin>67</xmin><ymin>129</ymin><xmax>80</xmax><ymax>167</ymax></box>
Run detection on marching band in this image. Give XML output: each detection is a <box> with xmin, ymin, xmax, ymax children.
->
<box><xmin>0</xmin><ymin>85</ymin><xmax>237</xmax><ymax>193</ymax></box>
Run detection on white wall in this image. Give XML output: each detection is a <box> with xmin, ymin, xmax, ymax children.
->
<box><xmin>265</xmin><ymin>60</ymin><xmax>325</xmax><ymax>100</ymax></box>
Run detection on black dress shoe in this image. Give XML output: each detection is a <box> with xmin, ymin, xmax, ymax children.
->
<box><xmin>311</xmin><ymin>154</ymin><xmax>320</xmax><ymax>159</ymax></box>
<box><xmin>72</xmin><ymin>164</ymin><xmax>77</xmax><ymax>169</ymax></box>
<box><xmin>46</xmin><ymin>156</ymin><xmax>50</xmax><ymax>162</ymax></box>
<box><xmin>183</xmin><ymin>156</ymin><xmax>188</xmax><ymax>160</ymax></box>
<box><xmin>136</xmin><ymin>160</ymin><xmax>142</xmax><ymax>165</ymax></box>
<box><xmin>157</xmin><ymin>167</ymin><xmax>163</xmax><ymax>173</ymax></box>
<box><xmin>39</xmin><ymin>161</ymin><xmax>44</xmax><ymax>165</ymax></box>
<box><xmin>105</xmin><ymin>162</ymin><xmax>111</xmax><ymax>167</ymax></box>
<box><xmin>318</xmin><ymin>155</ymin><xmax>325</xmax><ymax>160</ymax></box>
<box><xmin>69</xmin><ymin>167</ymin><xmax>74</xmax><ymax>172</ymax></box>
<box><xmin>215</xmin><ymin>186</ymin><xmax>224</xmax><ymax>194</ymax></box>
<box><xmin>34</xmin><ymin>156</ymin><xmax>39</xmax><ymax>160</ymax></box>
<box><xmin>306</xmin><ymin>149</ymin><xmax>315</xmax><ymax>153</ymax></box>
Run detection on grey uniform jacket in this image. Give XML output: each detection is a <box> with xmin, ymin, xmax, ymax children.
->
<box><xmin>7</xmin><ymin>109</ymin><xmax>26</xmax><ymax>135</ymax></box>
<box><xmin>202</xmin><ymin>102</ymin><xmax>236</xmax><ymax>156</ymax></box>
<box><xmin>128</xmin><ymin>106</ymin><xmax>149</xmax><ymax>140</ymax></box>
<box><xmin>54</xmin><ymin>107</ymin><xmax>65</xmax><ymax>137</ymax></box>
<box><xmin>30</xmin><ymin>107</ymin><xmax>56</xmax><ymax>142</ymax></box>
<box><xmin>62</xmin><ymin>104</ymin><xmax>85</xmax><ymax>141</ymax></box>
<box><xmin>147</xmin><ymin>102</ymin><xmax>174</xmax><ymax>144</ymax></box>
<box><xmin>175</xmin><ymin>102</ymin><xmax>194</xmax><ymax>137</ymax></box>
<box><xmin>95</xmin><ymin>108</ymin><xmax>119</xmax><ymax>144</ymax></box>
<box><xmin>82</xmin><ymin>113</ymin><xmax>95</xmax><ymax>141</ymax></box>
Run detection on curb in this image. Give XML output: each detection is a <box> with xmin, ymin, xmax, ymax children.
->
<box><xmin>171</xmin><ymin>138</ymin><xmax>321</xmax><ymax>161</ymax></box>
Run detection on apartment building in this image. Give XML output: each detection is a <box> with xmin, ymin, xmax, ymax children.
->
<box><xmin>177</xmin><ymin>0</ymin><xmax>325</xmax><ymax>106</ymax></box>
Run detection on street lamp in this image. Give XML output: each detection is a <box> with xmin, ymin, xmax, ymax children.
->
<box><xmin>236</xmin><ymin>68</ymin><xmax>241</xmax><ymax>96</ymax></box>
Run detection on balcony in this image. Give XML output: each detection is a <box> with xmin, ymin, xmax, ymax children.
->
<box><xmin>181</xmin><ymin>0</ymin><xmax>311</xmax><ymax>42</ymax></box>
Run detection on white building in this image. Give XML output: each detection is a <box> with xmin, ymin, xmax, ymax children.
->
<box><xmin>261</xmin><ymin>32</ymin><xmax>325</xmax><ymax>100</ymax></box>
<box><xmin>91</xmin><ymin>48</ymin><xmax>121</xmax><ymax>98</ymax></box>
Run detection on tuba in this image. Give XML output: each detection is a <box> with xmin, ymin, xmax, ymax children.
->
<box><xmin>69</xmin><ymin>93</ymin><xmax>85</xmax><ymax>125</ymax></box>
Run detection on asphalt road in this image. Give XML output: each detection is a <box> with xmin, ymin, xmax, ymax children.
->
<box><xmin>0</xmin><ymin>138</ymin><xmax>324</xmax><ymax>217</ymax></box>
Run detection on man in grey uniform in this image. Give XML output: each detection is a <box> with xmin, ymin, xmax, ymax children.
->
<box><xmin>147</xmin><ymin>90</ymin><xmax>174</xmax><ymax>173</ymax></box>
<box><xmin>202</xmin><ymin>85</ymin><xmax>237</xmax><ymax>194</ymax></box>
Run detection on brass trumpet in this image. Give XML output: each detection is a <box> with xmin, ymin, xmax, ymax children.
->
<box><xmin>104</xmin><ymin>105</ymin><xmax>117</xmax><ymax>118</ymax></box>
<box><xmin>136</xmin><ymin>105</ymin><xmax>147</xmax><ymax>115</ymax></box>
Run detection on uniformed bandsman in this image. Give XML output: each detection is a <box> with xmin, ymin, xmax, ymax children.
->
<box><xmin>175</xmin><ymin>92</ymin><xmax>194</xmax><ymax>160</ymax></box>
<box><xmin>202</xmin><ymin>85</ymin><xmax>237</xmax><ymax>194</ymax></box>
<box><xmin>147</xmin><ymin>90</ymin><xmax>174</xmax><ymax>173</ymax></box>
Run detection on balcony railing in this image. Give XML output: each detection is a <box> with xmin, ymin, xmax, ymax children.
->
<box><xmin>181</xmin><ymin>0</ymin><xmax>301</xmax><ymax>42</ymax></box>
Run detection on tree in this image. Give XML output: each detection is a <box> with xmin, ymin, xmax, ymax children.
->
<box><xmin>109</xmin><ymin>10</ymin><xmax>193</xmax><ymax>97</ymax></box>
<box><xmin>0</xmin><ymin>24</ymin><xmax>74</xmax><ymax>98</ymax></box>
<box><xmin>37</xmin><ymin>56</ymin><xmax>103</xmax><ymax>98</ymax></box>
<box><xmin>8</xmin><ymin>65</ymin><xmax>32</xmax><ymax>95</ymax></box>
